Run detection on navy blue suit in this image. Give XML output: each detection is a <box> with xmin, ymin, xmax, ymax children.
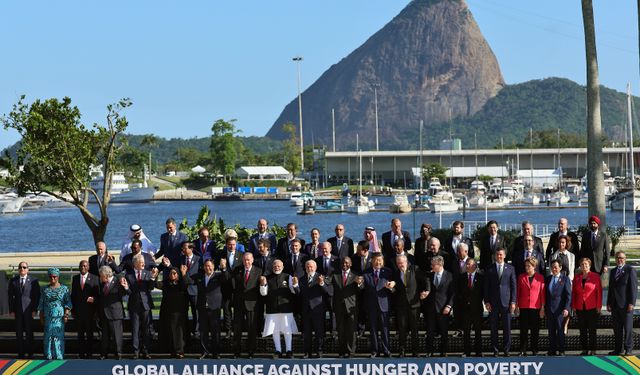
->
<box><xmin>156</xmin><ymin>231</ymin><xmax>188</xmax><ymax>265</ymax></box>
<box><xmin>189</xmin><ymin>271</ymin><xmax>227</xmax><ymax>356</ymax></box>
<box><xmin>484</xmin><ymin>262</ymin><xmax>517</xmax><ymax>354</ymax></box>
<box><xmin>8</xmin><ymin>275</ymin><xmax>40</xmax><ymax>358</ymax></box>
<box><xmin>295</xmin><ymin>272</ymin><xmax>330</xmax><ymax>355</ymax></box>
<box><xmin>248</xmin><ymin>233</ymin><xmax>276</xmax><ymax>257</ymax></box>
<box><xmin>545</xmin><ymin>274</ymin><xmax>572</xmax><ymax>354</ymax></box>
<box><xmin>512</xmin><ymin>248</ymin><xmax>545</xmax><ymax>277</ymax></box>
<box><xmin>194</xmin><ymin>239</ymin><xmax>215</xmax><ymax>260</ymax></box>
<box><xmin>125</xmin><ymin>269</ymin><xmax>155</xmax><ymax>355</ymax></box>
<box><xmin>177</xmin><ymin>254</ymin><xmax>201</xmax><ymax>335</ymax></box>
<box><xmin>362</xmin><ymin>267</ymin><xmax>393</xmax><ymax>356</ymax></box>
<box><xmin>607</xmin><ymin>264</ymin><xmax>638</xmax><ymax>353</ymax></box>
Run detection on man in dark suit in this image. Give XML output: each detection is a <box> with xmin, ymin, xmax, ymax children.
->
<box><xmin>88</xmin><ymin>241</ymin><xmax>118</xmax><ymax>276</ymax></box>
<box><xmin>362</xmin><ymin>253</ymin><xmax>394</xmax><ymax>358</ymax></box>
<box><xmin>71</xmin><ymin>260</ymin><xmax>99</xmax><ymax>359</ymax></box>
<box><xmin>248</xmin><ymin>218</ymin><xmax>277</xmax><ymax>257</ymax></box>
<box><xmin>381</xmin><ymin>218</ymin><xmax>412</xmax><ymax>261</ymax></box>
<box><xmin>253</xmin><ymin>238</ymin><xmax>275</xmax><ymax>330</ymax></box>
<box><xmin>97</xmin><ymin>266</ymin><xmax>130</xmax><ymax>360</ymax></box>
<box><xmin>454</xmin><ymin>258</ymin><xmax>484</xmax><ymax>357</ymax></box>
<box><xmin>424</xmin><ymin>238</ymin><xmax>450</xmax><ymax>272</ymax></box>
<box><xmin>479</xmin><ymin>221</ymin><xmax>506</xmax><ymax>270</ymax></box>
<box><xmin>545</xmin><ymin>260</ymin><xmax>572</xmax><ymax>356</ymax></box>
<box><xmin>190</xmin><ymin>258</ymin><xmax>228</xmax><ymax>359</ymax></box>
<box><xmin>484</xmin><ymin>248</ymin><xmax>517</xmax><ymax>356</ymax></box>
<box><xmin>8</xmin><ymin>261</ymin><xmax>40</xmax><ymax>359</ymax></box>
<box><xmin>194</xmin><ymin>226</ymin><xmax>215</xmax><ymax>261</ymax></box>
<box><xmin>351</xmin><ymin>240</ymin><xmax>371</xmax><ymax>275</ymax></box>
<box><xmin>350</xmin><ymin>240</ymin><xmax>371</xmax><ymax>337</ymax></box>
<box><xmin>545</xmin><ymin>217</ymin><xmax>580</xmax><ymax>261</ymax></box>
<box><xmin>125</xmin><ymin>255</ymin><xmax>155</xmax><ymax>359</ymax></box>
<box><xmin>176</xmin><ymin>242</ymin><xmax>201</xmax><ymax>338</ymax></box>
<box><xmin>154</xmin><ymin>217</ymin><xmax>188</xmax><ymax>265</ymax></box>
<box><xmin>511</xmin><ymin>221</ymin><xmax>543</xmax><ymax>263</ymax></box>
<box><xmin>118</xmin><ymin>239</ymin><xmax>157</xmax><ymax>274</ymax></box>
<box><xmin>424</xmin><ymin>255</ymin><xmax>454</xmax><ymax>357</ymax></box>
<box><xmin>450</xmin><ymin>243</ymin><xmax>471</xmax><ymax>280</ymax></box>
<box><xmin>293</xmin><ymin>259</ymin><xmax>330</xmax><ymax>358</ymax></box>
<box><xmin>443</xmin><ymin>220</ymin><xmax>475</xmax><ymax>259</ymax></box>
<box><xmin>216</xmin><ymin>236</ymin><xmax>243</xmax><ymax>337</ymax></box>
<box><xmin>386</xmin><ymin>238</ymin><xmax>415</xmax><ymax>272</ymax></box>
<box><xmin>315</xmin><ymin>242</ymin><xmax>339</xmax><ymax>277</ymax></box>
<box><xmin>284</xmin><ymin>239</ymin><xmax>308</xmax><ymax>278</ymax></box>
<box><xmin>275</xmin><ymin>223</ymin><xmax>306</xmax><ymax>261</ymax></box>
<box><xmin>607</xmin><ymin>251</ymin><xmax>638</xmax><ymax>355</ymax></box>
<box><xmin>327</xmin><ymin>224</ymin><xmax>354</xmax><ymax>259</ymax></box>
<box><xmin>512</xmin><ymin>235</ymin><xmax>546</xmax><ymax>276</ymax></box>
<box><xmin>231</xmin><ymin>252</ymin><xmax>261</xmax><ymax>358</ymax></box>
<box><xmin>393</xmin><ymin>255</ymin><xmax>428</xmax><ymax>357</ymax></box>
<box><xmin>579</xmin><ymin>215</ymin><xmax>611</xmax><ymax>275</ymax></box>
<box><xmin>323</xmin><ymin>257</ymin><xmax>363</xmax><ymax>358</ymax></box>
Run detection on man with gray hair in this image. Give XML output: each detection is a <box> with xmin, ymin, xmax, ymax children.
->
<box><xmin>97</xmin><ymin>265</ymin><xmax>129</xmax><ymax>360</ymax></box>
<box><xmin>451</xmin><ymin>242</ymin><xmax>470</xmax><ymax>279</ymax></box>
<box><xmin>424</xmin><ymin>255</ymin><xmax>454</xmax><ymax>357</ymax></box>
<box><xmin>393</xmin><ymin>254</ymin><xmax>428</xmax><ymax>357</ymax></box>
<box><xmin>511</xmin><ymin>221</ymin><xmax>543</xmax><ymax>262</ymax></box>
<box><xmin>125</xmin><ymin>254</ymin><xmax>156</xmax><ymax>359</ymax></box>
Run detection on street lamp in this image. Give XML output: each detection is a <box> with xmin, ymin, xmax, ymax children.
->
<box><xmin>372</xmin><ymin>83</ymin><xmax>380</xmax><ymax>152</ymax></box>
<box><xmin>293</xmin><ymin>56</ymin><xmax>304</xmax><ymax>176</ymax></box>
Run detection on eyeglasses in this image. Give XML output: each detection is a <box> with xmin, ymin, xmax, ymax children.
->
<box><xmin>616</xmin><ymin>257</ymin><xmax>626</xmax><ymax>260</ymax></box>
<box><xmin>18</xmin><ymin>266</ymin><xmax>28</xmax><ymax>269</ymax></box>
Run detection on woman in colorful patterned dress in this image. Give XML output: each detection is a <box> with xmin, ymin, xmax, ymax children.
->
<box><xmin>38</xmin><ymin>268</ymin><xmax>72</xmax><ymax>359</ymax></box>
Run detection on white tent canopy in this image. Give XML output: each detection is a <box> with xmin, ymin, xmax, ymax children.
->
<box><xmin>235</xmin><ymin>166</ymin><xmax>292</xmax><ymax>180</ymax></box>
<box><xmin>191</xmin><ymin>165</ymin><xmax>206</xmax><ymax>173</ymax></box>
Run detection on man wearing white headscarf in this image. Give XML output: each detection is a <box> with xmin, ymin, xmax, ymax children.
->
<box><xmin>121</xmin><ymin>224</ymin><xmax>157</xmax><ymax>260</ymax></box>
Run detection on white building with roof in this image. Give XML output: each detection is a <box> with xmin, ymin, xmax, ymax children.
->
<box><xmin>235</xmin><ymin>166</ymin><xmax>292</xmax><ymax>181</ymax></box>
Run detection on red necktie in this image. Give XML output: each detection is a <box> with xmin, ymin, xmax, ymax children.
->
<box><xmin>468</xmin><ymin>274</ymin><xmax>473</xmax><ymax>289</ymax></box>
<box><xmin>137</xmin><ymin>271</ymin><xmax>142</xmax><ymax>285</ymax></box>
<box><xmin>342</xmin><ymin>272</ymin><xmax>347</xmax><ymax>287</ymax></box>
<box><xmin>187</xmin><ymin>258</ymin><xmax>191</xmax><ymax>269</ymax></box>
<box><xmin>245</xmin><ymin>269</ymin><xmax>250</xmax><ymax>285</ymax></box>
<box><xmin>103</xmin><ymin>282</ymin><xmax>109</xmax><ymax>296</ymax></box>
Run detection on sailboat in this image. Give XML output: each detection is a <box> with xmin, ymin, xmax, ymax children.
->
<box><xmin>350</xmin><ymin>144</ymin><xmax>371</xmax><ymax>214</ymax></box>
<box><xmin>610</xmin><ymin>83</ymin><xmax>640</xmax><ymax>211</ymax></box>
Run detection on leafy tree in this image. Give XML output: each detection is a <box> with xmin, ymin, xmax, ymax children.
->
<box><xmin>422</xmin><ymin>163</ymin><xmax>447</xmax><ymax>184</ymax></box>
<box><xmin>281</xmin><ymin>122</ymin><xmax>300</xmax><ymax>177</ymax></box>
<box><xmin>210</xmin><ymin>119</ymin><xmax>240</xmax><ymax>181</ymax></box>
<box><xmin>1</xmin><ymin>96</ymin><xmax>132</xmax><ymax>242</ymax></box>
<box><xmin>117</xmin><ymin>146</ymin><xmax>146</xmax><ymax>177</ymax></box>
<box><xmin>140</xmin><ymin>134</ymin><xmax>159</xmax><ymax>174</ymax></box>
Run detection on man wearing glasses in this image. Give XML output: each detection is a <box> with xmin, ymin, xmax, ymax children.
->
<box><xmin>8</xmin><ymin>262</ymin><xmax>41</xmax><ymax>359</ymax></box>
<box><xmin>71</xmin><ymin>260</ymin><xmax>99</xmax><ymax>359</ymax></box>
<box><xmin>607</xmin><ymin>251</ymin><xmax>637</xmax><ymax>355</ymax></box>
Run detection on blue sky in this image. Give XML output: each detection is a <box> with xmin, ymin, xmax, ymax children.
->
<box><xmin>0</xmin><ymin>0</ymin><xmax>637</xmax><ymax>151</ymax></box>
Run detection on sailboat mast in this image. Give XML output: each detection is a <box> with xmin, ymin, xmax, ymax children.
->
<box><xmin>628</xmin><ymin>83</ymin><xmax>635</xmax><ymax>185</ymax></box>
<box><xmin>419</xmin><ymin>120</ymin><xmax>423</xmax><ymax>192</ymax></box>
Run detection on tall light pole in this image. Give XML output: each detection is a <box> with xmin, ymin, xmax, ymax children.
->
<box><xmin>293</xmin><ymin>56</ymin><xmax>304</xmax><ymax>176</ymax></box>
<box><xmin>372</xmin><ymin>83</ymin><xmax>380</xmax><ymax>151</ymax></box>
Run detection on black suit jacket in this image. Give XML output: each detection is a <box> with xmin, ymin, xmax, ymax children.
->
<box><xmin>284</xmin><ymin>252</ymin><xmax>308</xmax><ymax>278</ymax></box>
<box><xmin>478</xmin><ymin>234</ymin><xmax>506</xmax><ymax>270</ymax></box>
<box><xmin>97</xmin><ymin>277</ymin><xmax>129</xmax><ymax>320</ymax></box>
<box><xmin>248</xmin><ymin>233</ymin><xmax>276</xmax><ymax>257</ymax></box>
<box><xmin>579</xmin><ymin>230</ymin><xmax>611</xmax><ymax>274</ymax></box>
<box><xmin>511</xmin><ymin>235</ymin><xmax>543</xmax><ymax>262</ymax></box>
<box><xmin>327</xmin><ymin>236</ymin><xmax>355</xmax><ymax>259</ymax></box>
<box><xmin>125</xmin><ymin>270</ymin><xmax>155</xmax><ymax>312</ymax></box>
<box><xmin>231</xmin><ymin>267</ymin><xmax>262</xmax><ymax>311</ymax></box>
<box><xmin>275</xmin><ymin>237</ymin><xmax>306</xmax><ymax>261</ymax></box>
<box><xmin>546</xmin><ymin>231</ymin><xmax>580</xmax><ymax>261</ymax></box>
<box><xmin>484</xmin><ymin>263</ymin><xmax>517</xmax><ymax>309</ymax></box>
<box><xmin>386</xmin><ymin>253</ymin><xmax>415</xmax><ymax>273</ymax></box>
<box><xmin>393</xmin><ymin>265</ymin><xmax>428</xmax><ymax>309</ymax></box>
<box><xmin>450</xmin><ymin>257</ymin><xmax>472</xmax><ymax>279</ymax></box>
<box><xmin>315</xmin><ymin>255</ymin><xmax>339</xmax><ymax>276</ymax></box>
<box><xmin>381</xmin><ymin>230</ymin><xmax>412</xmax><ymax>259</ymax></box>
<box><xmin>254</xmin><ymin>255</ymin><xmax>276</xmax><ymax>276</ymax></box>
<box><xmin>350</xmin><ymin>254</ymin><xmax>371</xmax><ymax>275</ymax></box>
<box><xmin>155</xmin><ymin>231</ymin><xmax>188</xmax><ymax>263</ymax></box>
<box><xmin>88</xmin><ymin>253</ymin><xmax>118</xmax><ymax>276</ymax></box>
<box><xmin>117</xmin><ymin>252</ymin><xmax>156</xmax><ymax>275</ymax></box>
<box><xmin>453</xmin><ymin>272</ymin><xmax>485</xmax><ymax>318</ymax></box>
<box><xmin>189</xmin><ymin>271</ymin><xmax>227</xmax><ymax>310</ymax></box>
<box><xmin>425</xmin><ymin>270</ymin><xmax>454</xmax><ymax>313</ymax></box>
<box><xmin>295</xmin><ymin>273</ymin><xmax>329</xmax><ymax>313</ymax></box>
<box><xmin>71</xmin><ymin>273</ymin><xmax>99</xmax><ymax>317</ymax></box>
<box><xmin>607</xmin><ymin>264</ymin><xmax>638</xmax><ymax>309</ymax></box>
<box><xmin>324</xmin><ymin>270</ymin><xmax>362</xmax><ymax>314</ymax></box>
<box><xmin>175</xmin><ymin>254</ymin><xmax>201</xmax><ymax>296</ymax></box>
<box><xmin>193</xmin><ymin>239</ymin><xmax>215</xmax><ymax>260</ymax></box>
<box><xmin>8</xmin><ymin>276</ymin><xmax>40</xmax><ymax>314</ymax></box>
<box><xmin>443</xmin><ymin>236</ymin><xmax>475</xmax><ymax>260</ymax></box>
<box><xmin>512</xmin><ymin>249</ymin><xmax>546</xmax><ymax>276</ymax></box>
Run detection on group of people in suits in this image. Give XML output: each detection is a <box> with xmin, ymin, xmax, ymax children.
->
<box><xmin>7</xmin><ymin>214</ymin><xmax>638</xmax><ymax>359</ymax></box>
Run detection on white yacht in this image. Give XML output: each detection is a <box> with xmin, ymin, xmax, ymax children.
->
<box><xmin>428</xmin><ymin>178</ymin><xmax>444</xmax><ymax>196</ymax></box>
<box><xmin>430</xmin><ymin>192</ymin><xmax>458</xmax><ymax>213</ymax></box>
<box><xmin>389</xmin><ymin>193</ymin><xmax>412</xmax><ymax>213</ymax></box>
<box><xmin>0</xmin><ymin>192</ymin><xmax>26</xmax><ymax>214</ymax></box>
<box><xmin>89</xmin><ymin>172</ymin><xmax>155</xmax><ymax>203</ymax></box>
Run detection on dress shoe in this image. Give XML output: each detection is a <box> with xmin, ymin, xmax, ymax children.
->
<box><xmin>370</xmin><ymin>352</ymin><xmax>377</xmax><ymax>358</ymax></box>
<box><xmin>425</xmin><ymin>353</ymin><xmax>432</xmax><ymax>358</ymax></box>
<box><xmin>303</xmin><ymin>353</ymin><xmax>311</xmax><ymax>359</ymax></box>
<box><xmin>116</xmin><ymin>355</ymin><xmax>123</xmax><ymax>360</ymax></box>
<box><xmin>475</xmin><ymin>353</ymin><xmax>484</xmax><ymax>357</ymax></box>
<box><xmin>531</xmin><ymin>351</ymin><xmax>539</xmax><ymax>356</ymax></box>
<box><xmin>142</xmin><ymin>353</ymin><xmax>151</xmax><ymax>360</ymax></box>
<box><xmin>317</xmin><ymin>352</ymin><xmax>323</xmax><ymax>358</ymax></box>
<box><xmin>356</xmin><ymin>329</ymin><xmax>364</xmax><ymax>338</ymax></box>
<box><xmin>493</xmin><ymin>352</ymin><xmax>499</xmax><ymax>357</ymax></box>
<box><xmin>588</xmin><ymin>351</ymin><xmax>597</xmax><ymax>356</ymax></box>
<box><xmin>461</xmin><ymin>353</ymin><xmax>467</xmax><ymax>358</ymax></box>
<box><xmin>199</xmin><ymin>353</ymin><xmax>209</xmax><ymax>360</ymax></box>
<box><xmin>608</xmin><ymin>351</ymin><xmax>621</xmax><ymax>355</ymax></box>
<box><xmin>548</xmin><ymin>351</ymin><xmax>557</xmax><ymax>356</ymax></box>
<box><xmin>517</xmin><ymin>352</ymin><xmax>525</xmax><ymax>357</ymax></box>
<box><xmin>286</xmin><ymin>351</ymin><xmax>293</xmax><ymax>358</ymax></box>
<box><xmin>580</xmin><ymin>351</ymin><xmax>589</xmax><ymax>356</ymax></box>
<box><xmin>558</xmin><ymin>352</ymin><xmax>565</xmax><ymax>356</ymax></box>
<box><xmin>625</xmin><ymin>351</ymin><xmax>633</xmax><ymax>356</ymax></box>
<box><xmin>503</xmin><ymin>352</ymin><xmax>510</xmax><ymax>357</ymax></box>
<box><xmin>383</xmin><ymin>352</ymin><xmax>391</xmax><ymax>358</ymax></box>
<box><xmin>247</xmin><ymin>353</ymin><xmax>254</xmax><ymax>359</ymax></box>
<box><xmin>132</xmin><ymin>354</ymin><xmax>140</xmax><ymax>360</ymax></box>
<box><xmin>177</xmin><ymin>353</ymin><xmax>184</xmax><ymax>359</ymax></box>
<box><xmin>273</xmin><ymin>352</ymin><xmax>282</xmax><ymax>359</ymax></box>
<box><xmin>411</xmin><ymin>352</ymin><xmax>419</xmax><ymax>358</ymax></box>
<box><xmin>98</xmin><ymin>356</ymin><xmax>106</xmax><ymax>360</ymax></box>
<box><xmin>439</xmin><ymin>353</ymin><xmax>447</xmax><ymax>358</ymax></box>
<box><xmin>398</xmin><ymin>351</ymin><xmax>405</xmax><ymax>358</ymax></box>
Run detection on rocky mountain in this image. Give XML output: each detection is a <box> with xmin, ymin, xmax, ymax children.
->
<box><xmin>266</xmin><ymin>0</ymin><xmax>505</xmax><ymax>150</ymax></box>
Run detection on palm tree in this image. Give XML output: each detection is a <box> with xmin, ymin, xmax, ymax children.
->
<box><xmin>581</xmin><ymin>0</ymin><xmax>606</xmax><ymax>224</ymax></box>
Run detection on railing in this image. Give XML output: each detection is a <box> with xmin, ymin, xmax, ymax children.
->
<box><xmin>461</xmin><ymin>222</ymin><xmax>640</xmax><ymax>238</ymax></box>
